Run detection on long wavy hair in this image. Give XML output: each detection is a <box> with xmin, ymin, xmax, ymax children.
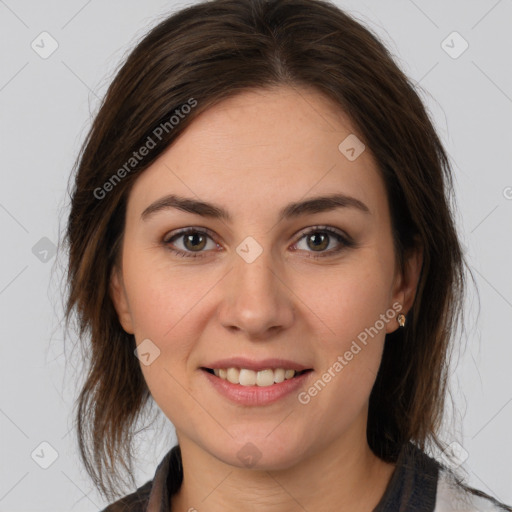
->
<box><xmin>64</xmin><ymin>0</ymin><xmax>483</xmax><ymax>502</ymax></box>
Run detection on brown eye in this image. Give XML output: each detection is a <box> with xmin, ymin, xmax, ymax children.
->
<box><xmin>163</xmin><ymin>228</ymin><xmax>218</xmax><ymax>258</ymax></box>
<box><xmin>182</xmin><ymin>232</ymin><xmax>207</xmax><ymax>251</ymax></box>
<box><xmin>293</xmin><ymin>226</ymin><xmax>355</xmax><ymax>258</ymax></box>
<box><xmin>306</xmin><ymin>232</ymin><xmax>329</xmax><ymax>251</ymax></box>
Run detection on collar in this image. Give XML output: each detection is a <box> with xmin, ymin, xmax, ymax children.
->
<box><xmin>146</xmin><ymin>444</ymin><xmax>182</xmax><ymax>512</ymax></box>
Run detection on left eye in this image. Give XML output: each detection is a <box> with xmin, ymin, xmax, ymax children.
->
<box><xmin>163</xmin><ymin>226</ymin><xmax>354</xmax><ymax>259</ymax></box>
<box><xmin>292</xmin><ymin>227</ymin><xmax>354</xmax><ymax>257</ymax></box>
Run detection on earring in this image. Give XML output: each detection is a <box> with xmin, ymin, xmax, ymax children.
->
<box><xmin>397</xmin><ymin>313</ymin><xmax>406</xmax><ymax>328</ymax></box>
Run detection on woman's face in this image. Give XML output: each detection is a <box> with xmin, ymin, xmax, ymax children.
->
<box><xmin>110</xmin><ymin>86</ymin><xmax>421</xmax><ymax>469</ymax></box>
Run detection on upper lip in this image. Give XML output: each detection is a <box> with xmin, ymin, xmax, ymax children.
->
<box><xmin>202</xmin><ymin>357</ymin><xmax>312</xmax><ymax>372</ymax></box>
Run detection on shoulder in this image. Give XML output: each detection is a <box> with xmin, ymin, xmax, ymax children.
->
<box><xmin>434</xmin><ymin>467</ymin><xmax>512</xmax><ymax>512</ymax></box>
<box><xmin>98</xmin><ymin>479</ymin><xmax>153</xmax><ymax>512</ymax></box>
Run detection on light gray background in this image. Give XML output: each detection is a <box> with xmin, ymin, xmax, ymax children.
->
<box><xmin>1</xmin><ymin>0</ymin><xmax>511</xmax><ymax>510</ymax></box>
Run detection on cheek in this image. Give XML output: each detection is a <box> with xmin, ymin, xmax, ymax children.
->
<box><xmin>121</xmin><ymin>251</ymin><xmax>221</xmax><ymax>398</ymax></box>
<box><xmin>294</xmin><ymin>254</ymin><xmax>393</xmax><ymax>406</ymax></box>
<box><xmin>297</xmin><ymin>255</ymin><xmax>393</xmax><ymax>347</ymax></box>
<box><xmin>122</xmin><ymin>255</ymin><xmax>208</xmax><ymax>422</ymax></box>
<box><xmin>122</xmin><ymin>247</ymin><xmax>208</xmax><ymax>337</ymax></box>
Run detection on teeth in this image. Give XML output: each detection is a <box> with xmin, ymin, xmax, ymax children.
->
<box><xmin>256</xmin><ymin>369</ymin><xmax>274</xmax><ymax>386</ymax></box>
<box><xmin>211</xmin><ymin>367</ymin><xmax>300</xmax><ymax>386</ymax></box>
<box><xmin>226</xmin><ymin>367</ymin><xmax>240</xmax><ymax>384</ymax></box>
<box><xmin>239</xmin><ymin>369</ymin><xmax>256</xmax><ymax>386</ymax></box>
<box><xmin>274</xmin><ymin>368</ymin><xmax>285</xmax><ymax>383</ymax></box>
<box><xmin>284</xmin><ymin>369</ymin><xmax>295</xmax><ymax>379</ymax></box>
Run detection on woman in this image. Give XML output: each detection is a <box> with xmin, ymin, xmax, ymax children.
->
<box><xmin>64</xmin><ymin>0</ymin><xmax>512</xmax><ymax>510</ymax></box>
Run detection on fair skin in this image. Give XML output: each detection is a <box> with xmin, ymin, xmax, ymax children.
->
<box><xmin>110</xmin><ymin>86</ymin><xmax>423</xmax><ymax>512</ymax></box>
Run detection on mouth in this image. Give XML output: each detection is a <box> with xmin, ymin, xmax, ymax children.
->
<box><xmin>201</xmin><ymin>367</ymin><xmax>313</xmax><ymax>387</ymax></box>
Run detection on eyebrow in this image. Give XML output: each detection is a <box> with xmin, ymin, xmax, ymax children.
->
<box><xmin>140</xmin><ymin>192</ymin><xmax>370</xmax><ymax>223</ymax></box>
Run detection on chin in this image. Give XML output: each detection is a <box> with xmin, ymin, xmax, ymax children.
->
<box><xmin>207</xmin><ymin>432</ymin><xmax>309</xmax><ymax>471</ymax></box>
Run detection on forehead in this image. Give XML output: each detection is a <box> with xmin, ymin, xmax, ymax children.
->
<box><xmin>127</xmin><ymin>86</ymin><xmax>388</xmax><ymax>222</ymax></box>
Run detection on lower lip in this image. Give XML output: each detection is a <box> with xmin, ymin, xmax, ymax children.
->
<box><xmin>201</xmin><ymin>369</ymin><xmax>312</xmax><ymax>406</ymax></box>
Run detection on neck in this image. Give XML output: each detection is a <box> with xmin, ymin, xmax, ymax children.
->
<box><xmin>171</xmin><ymin>425</ymin><xmax>395</xmax><ymax>512</ymax></box>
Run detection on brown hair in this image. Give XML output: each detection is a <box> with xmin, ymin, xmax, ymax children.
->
<box><xmin>65</xmin><ymin>0</ymin><xmax>475</xmax><ymax>502</ymax></box>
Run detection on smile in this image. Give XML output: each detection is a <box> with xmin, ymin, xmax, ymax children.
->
<box><xmin>203</xmin><ymin>367</ymin><xmax>310</xmax><ymax>387</ymax></box>
<box><xmin>201</xmin><ymin>367</ymin><xmax>313</xmax><ymax>406</ymax></box>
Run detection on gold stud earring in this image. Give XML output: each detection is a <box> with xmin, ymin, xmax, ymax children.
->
<box><xmin>397</xmin><ymin>313</ymin><xmax>406</xmax><ymax>328</ymax></box>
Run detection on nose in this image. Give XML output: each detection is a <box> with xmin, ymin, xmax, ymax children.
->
<box><xmin>217</xmin><ymin>244</ymin><xmax>295</xmax><ymax>339</ymax></box>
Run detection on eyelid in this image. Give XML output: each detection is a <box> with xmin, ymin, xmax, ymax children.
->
<box><xmin>294</xmin><ymin>224</ymin><xmax>350</xmax><ymax>242</ymax></box>
<box><xmin>163</xmin><ymin>226</ymin><xmax>218</xmax><ymax>244</ymax></box>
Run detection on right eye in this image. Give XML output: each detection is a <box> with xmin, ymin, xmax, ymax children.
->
<box><xmin>163</xmin><ymin>228</ymin><xmax>220</xmax><ymax>258</ymax></box>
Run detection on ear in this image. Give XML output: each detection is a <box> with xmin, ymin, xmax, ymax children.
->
<box><xmin>385</xmin><ymin>242</ymin><xmax>423</xmax><ymax>334</ymax></box>
<box><xmin>109</xmin><ymin>266</ymin><xmax>135</xmax><ymax>334</ymax></box>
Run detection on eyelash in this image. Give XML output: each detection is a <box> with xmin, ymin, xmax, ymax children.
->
<box><xmin>162</xmin><ymin>226</ymin><xmax>356</xmax><ymax>259</ymax></box>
